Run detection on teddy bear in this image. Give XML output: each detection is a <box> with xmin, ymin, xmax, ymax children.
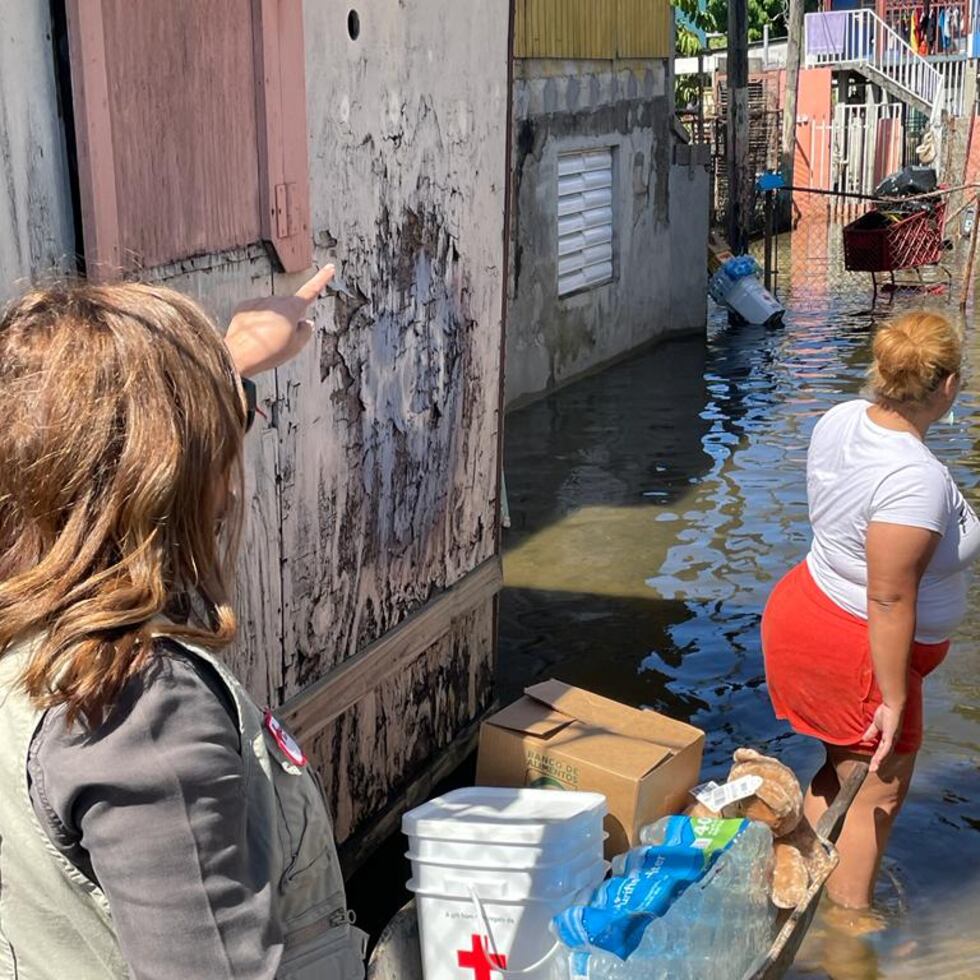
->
<box><xmin>688</xmin><ymin>747</ymin><xmax>820</xmax><ymax>909</ymax></box>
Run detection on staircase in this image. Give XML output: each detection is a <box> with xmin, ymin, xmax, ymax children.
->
<box><xmin>805</xmin><ymin>9</ymin><xmax>945</xmax><ymax>142</ymax></box>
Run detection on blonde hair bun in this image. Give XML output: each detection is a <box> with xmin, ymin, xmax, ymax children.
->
<box><xmin>870</xmin><ymin>311</ymin><xmax>962</xmax><ymax>404</ymax></box>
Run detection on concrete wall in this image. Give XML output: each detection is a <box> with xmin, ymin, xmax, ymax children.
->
<box><xmin>505</xmin><ymin>59</ymin><xmax>710</xmax><ymax>407</ymax></box>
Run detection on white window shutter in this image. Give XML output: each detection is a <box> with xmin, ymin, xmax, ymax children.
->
<box><xmin>557</xmin><ymin>148</ymin><xmax>614</xmax><ymax>296</ymax></box>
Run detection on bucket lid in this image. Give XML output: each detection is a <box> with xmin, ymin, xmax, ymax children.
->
<box><xmin>402</xmin><ymin>787</ymin><xmax>607</xmax><ymax>845</ymax></box>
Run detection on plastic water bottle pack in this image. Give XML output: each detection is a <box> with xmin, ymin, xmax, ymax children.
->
<box><xmin>551</xmin><ymin>816</ymin><xmax>775</xmax><ymax>980</ymax></box>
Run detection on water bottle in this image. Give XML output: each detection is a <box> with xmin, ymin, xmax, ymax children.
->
<box><xmin>649</xmin><ymin>822</ymin><xmax>774</xmax><ymax>980</ymax></box>
<box><xmin>556</xmin><ymin>821</ymin><xmax>775</xmax><ymax>980</ymax></box>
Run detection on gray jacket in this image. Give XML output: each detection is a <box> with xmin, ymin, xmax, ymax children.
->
<box><xmin>0</xmin><ymin>635</ymin><xmax>367</xmax><ymax>979</ymax></box>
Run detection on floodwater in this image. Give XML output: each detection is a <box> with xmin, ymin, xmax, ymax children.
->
<box><xmin>499</xmin><ymin>257</ymin><xmax>980</xmax><ymax>977</ymax></box>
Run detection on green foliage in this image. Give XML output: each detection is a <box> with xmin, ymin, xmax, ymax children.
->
<box><xmin>673</xmin><ymin>1</ymin><xmax>820</xmax><ymax>49</ymax></box>
<box><xmin>676</xmin><ymin>24</ymin><xmax>703</xmax><ymax>57</ymax></box>
<box><xmin>675</xmin><ymin>73</ymin><xmax>702</xmax><ymax>110</ymax></box>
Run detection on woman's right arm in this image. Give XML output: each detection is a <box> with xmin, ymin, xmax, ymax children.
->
<box><xmin>864</xmin><ymin>522</ymin><xmax>939</xmax><ymax>772</ymax></box>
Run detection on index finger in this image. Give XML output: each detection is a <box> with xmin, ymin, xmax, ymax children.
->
<box><xmin>295</xmin><ymin>264</ymin><xmax>336</xmax><ymax>303</ymax></box>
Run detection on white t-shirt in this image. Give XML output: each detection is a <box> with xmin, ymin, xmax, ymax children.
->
<box><xmin>806</xmin><ymin>399</ymin><xmax>980</xmax><ymax>643</ymax></box>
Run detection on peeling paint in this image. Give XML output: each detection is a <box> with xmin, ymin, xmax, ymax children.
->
<box><xmin>5</xmin><ymin>0</ymin><xmax>508</xmax><ymax>852</ymax></box>
<box><xmin>271</xmin><ymin>0</ymin><xmax>508</xmax><ymax>843</ymax></box>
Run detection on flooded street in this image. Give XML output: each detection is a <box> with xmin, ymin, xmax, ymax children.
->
<box><xmin>499</xmin><ymin>266</ymin><xmax>980</xmax><ymax>977</ymax></box>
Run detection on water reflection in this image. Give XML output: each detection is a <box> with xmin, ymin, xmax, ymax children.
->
<box><xmin>500</xmin><ymin>279</ymin><xmax>979</xmax><ymax>977</ymax></box>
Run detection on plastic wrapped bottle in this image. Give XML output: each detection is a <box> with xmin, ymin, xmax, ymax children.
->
<box><xmin>555</xmin><ymin>819</ymin><xmax>775</xmax><ymax>980</ymax></box>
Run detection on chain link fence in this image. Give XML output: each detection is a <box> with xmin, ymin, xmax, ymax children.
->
<box><xmin>758</xmin><ymin>186</ymin><xmax>976</xmax><ymax>315</ymax></box>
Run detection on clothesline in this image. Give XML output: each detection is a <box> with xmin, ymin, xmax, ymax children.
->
<box><xmin>884</xmin><ymin>1</ymin><xmax>970</xmax><ymax>57</ymax></box>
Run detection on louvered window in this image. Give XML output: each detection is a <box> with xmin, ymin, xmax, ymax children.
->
<box><xmin>557</xmin><ymin>148</ymin><xmax>614</xmax><ymax>297</ymax></box>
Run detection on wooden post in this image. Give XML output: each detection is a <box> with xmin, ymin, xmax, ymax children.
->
<box><xmin>727</xmin><ymin>0</ymin><xmax>750</xmax><ymax>254</ymax></box>
<box><xmin>947</xmin><ymin>69</ymin><xmax>978</xmax><ymax>223</ymax></box>
<box><xmin>764</xmin><ymin>190</ymin><xmax>774</xmax><ymax>293</ymax></box>
<box><xmin>960</xmin><ymin>193</ymin><xmax>980</xmax><ymax>311</ymax></box>
<box><xmin>697</xmin><ymin>50</ymin><xmax>705</xmax><ymax>144</ymax></box>
<box><xmin>780</xmin><ymin>0</ymin><xmax>805</xmax><ymax>228</ymax></box>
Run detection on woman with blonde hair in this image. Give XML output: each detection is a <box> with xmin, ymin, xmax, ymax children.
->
<box><xmin>0</xmin><ymin>269</ymin><xmax>366</xmax><ymax>978</ymax></box>
<box><xmin>763</xmin><ymin>311</ymin><xmax>980</xmax><ymax>911</ymax></box>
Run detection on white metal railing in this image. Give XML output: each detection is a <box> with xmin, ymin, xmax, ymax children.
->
<box><xmin>935</xmin><ymin>58</ymin><xmax>974</xmax><ymax>117</ymax></box>
<box><xmin>837</xmin><ymin>102</ymin><xmax>907</xmax><ymax>197</ymax></box>
<box><xmin>804</xmin><ymin>10</ymin><xmax>944</xmax><ymax>115</ymax></box>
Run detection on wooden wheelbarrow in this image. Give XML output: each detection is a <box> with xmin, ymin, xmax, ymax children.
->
<box><xmin>367</xmin><ymin>762</ymin><xmax>870</xmax><ymax>980</ymax></box>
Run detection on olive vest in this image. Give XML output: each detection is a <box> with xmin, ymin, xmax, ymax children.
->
<box><xmin>0</xmin><ymin>636</ymin><xmax>367</xmax><ymax>979</ymax></box>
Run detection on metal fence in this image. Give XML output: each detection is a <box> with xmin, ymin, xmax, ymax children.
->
<box><xmin>761</xmin><ymin>185</ymin><xmax>977</xmax><ymax>312</ymax></box>
<box><xmin>804</xmin><ymin>100</ymin><xmax>930</xmax><ymax>200</ymax></box>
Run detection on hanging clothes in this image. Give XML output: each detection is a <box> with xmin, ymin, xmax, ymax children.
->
<box><xmin>919</xmin><ymin>7</ymin><xmax>931</xmax><ymax>55</ymax></box>
<box><xmin>950</xmin><ymin>5</ymin><xmax>964</xmax><ymax>49</ymax></box>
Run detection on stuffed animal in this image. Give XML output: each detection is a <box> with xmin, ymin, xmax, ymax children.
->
<box><xmin>688</xmin><ymin>747</ymin><xmax>817</xmax><ymax>909</ymax></box>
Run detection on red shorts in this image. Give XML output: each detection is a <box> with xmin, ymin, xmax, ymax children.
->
<box><xmin>761</xmin><ymin>561</ymin><xmax>949</xmax><ymax>755</ymax></box>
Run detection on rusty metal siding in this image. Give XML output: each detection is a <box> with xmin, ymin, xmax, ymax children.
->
<box><xmin>516</xmin><ymin>0</ymin><xmax>616</xmax><ymax>60</ymax></box>
<box><xmin>514</xmin><ymin>0</ymin><xmax>672</xmax><ymax>59</ymax></box>
<box><xmin>615</xmin><ymin>0</ymin><xmax>672</xmax><ymax>58</ymax></box>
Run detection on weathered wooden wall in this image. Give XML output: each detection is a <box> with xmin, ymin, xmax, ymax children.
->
<box><xmin>0</xmin><ymin>2</ymin><xmax>75</xmax><ymax>296</ymax></box>
<box><xmin>2</xmin><ymin>0</ymin><xmax>509</xmax><ymax>864</ymax></box>
<box><xmin>98</xmin><ymin>0</ymin><xmax>261</xmax><ymax>268</ymax></box>
<box><xmin>274</xmin><ymin>0</ymin><xmax>509</xmax><ymax>852</ymax></box>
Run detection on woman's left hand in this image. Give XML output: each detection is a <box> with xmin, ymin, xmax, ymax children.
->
<box><xmin>225</xmin><ymin>264</ymin><xmax>336</xmax><ymax>377</ymax></box>
<box><xmin>862</xmin><ymin>701</ymin><xmax>905</xmax><ymax>773</ymax></box>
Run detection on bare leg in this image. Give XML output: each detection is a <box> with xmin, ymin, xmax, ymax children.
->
<box><xmin>803</xmin><ymin>745</ymin><xmax>840</xmax><ymax>833</ymax></box>
<box><xmin>823</xmin><ymin>746</ymin><xmax>916</xmax><ymax>909</ymax></box>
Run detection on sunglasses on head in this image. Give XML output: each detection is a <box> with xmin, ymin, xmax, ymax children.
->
<box><xmin>240</xmin><ymin>376</ymin><xmax>257</xmax><ymax>433</ymax></box>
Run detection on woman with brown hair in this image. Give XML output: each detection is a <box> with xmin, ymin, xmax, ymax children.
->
<box><xmin>0</xmin><ymin>268</ymin><xmax>366</xmax><ymax>978</ymax></box>
<box><xmin>763</xmin><ymin>311</ymin><xmax>980</xmax><ymax>913</ymax></box>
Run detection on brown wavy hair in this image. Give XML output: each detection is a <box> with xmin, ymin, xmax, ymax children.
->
<box><xmin>869</xmin><ymin>311</ymin><xmax>963</xmax><ymax>405</ymax></box>
<box><xmin>0</xmin><ymin>281</ymin><xmax>246</xmax><ymax>726</ymax></box>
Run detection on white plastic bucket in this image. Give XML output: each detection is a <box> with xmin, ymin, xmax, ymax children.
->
<box><xmin>402</xmin><ymin>788</ymin><xmax>608</xmax><ymax>979</ymax></box>
<box><xmin>724</xmin><ymin>275</ymin><xmax>784</xmax><ymax>325</ymax></box>
<box><xmin>402</xmin><ymin>787</ymin><xmax>607</xmax><ymax>847</ymax></box>
<box><xmin>405</xmin><ymin>833</ymin><xmax>606</xmax><ymax>869</ymax></box>
<box><xmin>406</xmin><ymin>848</ymin><xmax>606</xmax><ymax>901</ymax></box>
<box><xmin>408</xmin><ymin>867</ymin><xmax>605</xmax><ymax>980</ymax></box>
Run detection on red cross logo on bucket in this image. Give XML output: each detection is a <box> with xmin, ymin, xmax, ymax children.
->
<box><xmin>457</xmin><ymin>934</ymin><xmax>507</xmax><ymax>979</ymax></box>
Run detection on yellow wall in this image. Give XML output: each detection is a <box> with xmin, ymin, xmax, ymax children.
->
<box><xmin>514</xmin><ymin>0</ymin><xmax>672</xmax><ymax>60</ymax></box>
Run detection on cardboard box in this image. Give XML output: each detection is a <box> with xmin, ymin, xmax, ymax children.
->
<box><xmin>476</xmin><ymin>680</ymin><xmax>705</xmax><ymax>857</ymax></box>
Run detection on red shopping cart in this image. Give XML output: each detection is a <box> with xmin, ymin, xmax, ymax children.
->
<box><xmin>843</xmin><ymin>198</ymin><xmax>949</xmax><ymax>297</ymax></box>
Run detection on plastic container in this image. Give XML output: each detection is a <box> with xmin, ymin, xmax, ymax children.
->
<box><xmin>723</xmin><ymin>275</ymin><xmax>784</xmax><ymax>326</ymax></box>
<box><xmin>410</xmin><ymin>875</ymin><xmax>603</xmax><ymax>980</ymax></box>
<box><xmin>708</xmin><ymin>267</ymin><xmax>735</xmax><ymax>305</ymax></box>
<box><xmin>402</xmin><ymin>787</ymin><xmax>607</xmax><ymax>847</ymax></box>
<box><xmin>406</xmin><ymin>831</ymin><xmax>607</xmax><ymax>868</ymax></box>
<box><xmin>406</xmin><ymin>848</ymin><xmax>607</xmax><ymax>900</ymax></box>
<box><xmin>402</xmin><ymin>788</ymin><xmax>608</xmax><ymax>979</ymax></box>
